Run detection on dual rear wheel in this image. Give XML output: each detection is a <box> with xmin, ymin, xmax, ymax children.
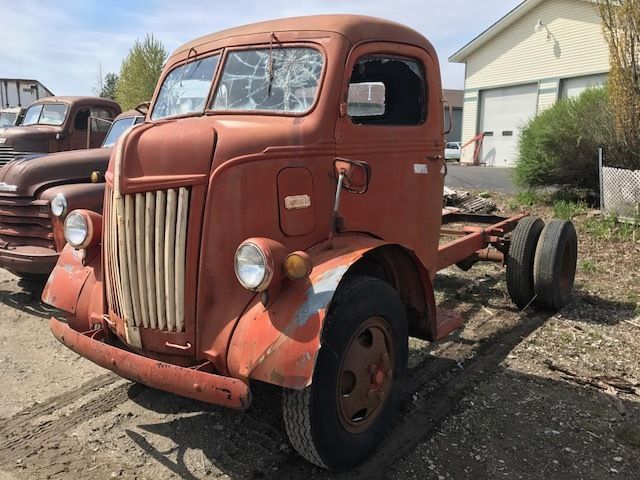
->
<box><xmin>506</xmin><ymin>216</ymin><xmax>578</xmax><ymax>310</ymax></box>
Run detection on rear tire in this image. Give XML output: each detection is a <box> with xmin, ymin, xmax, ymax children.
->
<box><xmin>506</xmin><ymin>216</ymin><xmax>545</xmax><ymax>308</ymax></box>
<box><xmin>282</xmin><ymin>275</ymin><xmax>408</xmax><ymax>470</ymax></box>
<box><xmin>534</xmin><ymin>219</ymin><xmax>578</xmax><ymax>310</ymax></box>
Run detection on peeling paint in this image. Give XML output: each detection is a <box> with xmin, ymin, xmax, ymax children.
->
<box><xmin>293</xmin><ymin>264</ymin><xmax>348</xmax><ymax>327</ymax></box>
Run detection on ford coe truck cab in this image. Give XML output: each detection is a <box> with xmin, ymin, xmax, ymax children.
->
<box><xmin>43</xmin><ymin>15</ymin><xmax>577</xmax><ymax>470</ymax></box>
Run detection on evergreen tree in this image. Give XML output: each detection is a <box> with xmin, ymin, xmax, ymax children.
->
<box><xmin>99</xmin><ymin>72</ymin><xmax>119</xmax><ymax>100</ymax></box>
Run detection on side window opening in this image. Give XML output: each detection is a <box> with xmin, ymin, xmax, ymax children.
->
<box><xmin>347</xmin><ymin>56</ymin><xmax>427</xmax><ymax>126</ymax></box>
<box><xmin>74</xmin><ymin>109</ymin><xmax>90</xmax><ymax>130</ymax></box>
<box><xmin>90</xmin><ymin>108</ymin><xmax>115</xmax><ymax>133</ymax></box>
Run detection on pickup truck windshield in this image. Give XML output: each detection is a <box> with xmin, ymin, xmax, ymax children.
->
<box><xmin>0</xmin><ymin>112</ymin><xmax>16</xmax><ymax>128</ymax></box>
<box><xmin>102</xmin><ymin>115</ymin><xmax>144</xmax><ymax>148</ymax></box>
<box><xmin>22</xmin><ymin>104</ymin><xmax>68</xmax><ymax>126</ymax></box>
<box><xmin>151</xmin><ymin>55</ymin><xmax>220</xmax><ymax>120</ymax></box>
<box><xmin>212</xmin><ymin>47</ymin><xmax>324</xmax><ymax>114</ymax></box>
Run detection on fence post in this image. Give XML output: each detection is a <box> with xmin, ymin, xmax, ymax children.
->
<box><xmin>598</xmin><ymin>147</ymin><xmax>604</xmax><ymax>217</ymax></box>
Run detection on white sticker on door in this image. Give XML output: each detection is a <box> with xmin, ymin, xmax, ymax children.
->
<box><xmin>413</xmin><ymin>164</ymin><xmax>428</xmax><ymax>175</ymax></box>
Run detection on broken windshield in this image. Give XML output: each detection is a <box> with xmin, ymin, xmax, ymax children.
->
<box><xmin>151</xmin><ymin>54</ymin><xmax>220</xmax><ymax>120</ymax></box>
<box><xmin>212</xmin><ymin>47</ymin><xmax>324</xmax><ymax>114</ymax></box>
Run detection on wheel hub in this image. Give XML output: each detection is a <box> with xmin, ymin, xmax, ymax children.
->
<box><xmin>336</xmin><ymin>316</ymin><xmax>396</xmax><ymax>433</ymax></box>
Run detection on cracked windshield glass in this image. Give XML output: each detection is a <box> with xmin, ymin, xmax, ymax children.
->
<box><xmin>212</xmin><ymin>47</ymin><xmax>324</xmax><ymax>113</ymax></box>
<box><xmin>151</xmin><ymin>54</ymin><xmax>220</xmax><ymax>120</ymax></box>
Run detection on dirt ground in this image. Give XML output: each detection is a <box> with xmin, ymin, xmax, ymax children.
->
<box><xmin>0</xmin><ymin>196</ymin><xmax>638</xmax><ymax>480</ymax></box>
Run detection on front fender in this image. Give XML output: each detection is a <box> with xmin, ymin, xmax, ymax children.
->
<box><xmin>42</xmin><ymin>244</ymin><xmax>104</xmax><ymax>332</ymax></box>
<box><xmin>226</xmin><ymin>235</ymin><xmax>392</xmax><ymax>389</ymax></box>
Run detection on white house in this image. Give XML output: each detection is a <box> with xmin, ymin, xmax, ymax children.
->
<box><xmin>450</xmin><ymin>0</ymin><xmax>610</xmax><ymax>167</ymax></box>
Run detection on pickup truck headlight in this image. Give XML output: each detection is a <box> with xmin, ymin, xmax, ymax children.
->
<box><xmin>50</xmin><ymin>193</ymin><xmax>67</xmax><ymax>217</ymax></box>
<box><xmin>234</xmin><ymin>241</ymin><xmax>273</xmax><ymax>292</ymax></box>
<box><xmin>64</xmin><ymin>210</ymin><xmax>91</xmax><ymax>248</ymax></box>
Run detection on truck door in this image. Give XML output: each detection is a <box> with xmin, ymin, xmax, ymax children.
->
<box><xmin>334</xmin><ymin>42</ymin><xmax>445</xmax><ymax>273</ymax></box>
<box><xmin>69</xmin><ymin>108</ymin><xmax>90</xmax><ymax>150</ymax></box>
<box><xmin>88</xmin><ymin>107</ymin><xmax>116</xmax><ymax>148</ymax></box>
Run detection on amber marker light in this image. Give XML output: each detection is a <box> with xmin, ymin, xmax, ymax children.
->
<box><xmin>283</xmin><ymin>251</ymin><xmax>312</xmax><ymax>281</ymax></box>
<box><xmin>90</xmin><ymin>171</ymin><xmax>103</xmax><ymax>183</ymax></box>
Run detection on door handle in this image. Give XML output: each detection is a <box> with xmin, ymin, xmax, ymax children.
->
<box><xmin>427</xmin><ymin>154</ymin><xmax>443</xmax><ymax>162</ymax></box>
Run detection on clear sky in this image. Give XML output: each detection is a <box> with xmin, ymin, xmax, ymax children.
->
<box><xmin>0</xmin><ymin>0</ymin><xmax>523</xmax><ymax>95</ymax></box>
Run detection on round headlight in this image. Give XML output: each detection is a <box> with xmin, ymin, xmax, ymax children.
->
<box><xmin>64</xmin><ymin>211</ymin><xmax>89</xmax><ymax>248</ymax></box>
<box><xmin>51</xmin><ymin>193</ymin><xmax>67</xmax><ymax>217</ymax></box>
<box><xmin>234</xmin><ymin>242</ymin><xmax>271</xmax><ymax>291</ymax></box>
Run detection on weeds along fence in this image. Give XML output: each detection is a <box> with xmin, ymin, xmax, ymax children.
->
<box><xmin>599</xmin><ymin>148</ymin><xmax>640</xmax><ymax>223</ymax></box>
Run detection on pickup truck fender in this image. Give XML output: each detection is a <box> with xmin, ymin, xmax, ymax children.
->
<box><xmin>40</xmin><ymin>183</ymin><xmax>106</xmax><ymax>251</ymax></box>
<box><xmin>226</xmin><ymin>235</ymin><xmax>435</xmax><ymax>389</ymax></box>
<box><xmin>41</xmin><ymin>243</ymin><xmax>104</xmax><ymax>333</ymax></box>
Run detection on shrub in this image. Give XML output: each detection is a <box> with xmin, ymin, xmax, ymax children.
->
<box><xmin>515</xmin><ymin>87</ymin><xmax>626</xmax><ymax>197</ymax></box>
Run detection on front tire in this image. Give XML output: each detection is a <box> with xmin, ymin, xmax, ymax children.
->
<box><xmin>282</xmin><ymin>275</ymin><xmax>408</xmax><ymax>470</ymax></box>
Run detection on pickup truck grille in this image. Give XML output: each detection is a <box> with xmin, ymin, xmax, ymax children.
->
<box><xmin>0</xmin><ymin>146</ymin><xmax>16</xmax><ymax>166</ymax></box>
<box><xmin>0</xmin><ymin>146</ymin><xmax>39</xmax><ymax>166</ymax></box>
<box><xmin>0</xmin><ymin>196</ymin><xmax>54</xmax><ymax>249</ymax></box>
<box><xmin>104</xmin><ymin>185</ymin><xmax>190</xmax><ymax>333</ymax></box>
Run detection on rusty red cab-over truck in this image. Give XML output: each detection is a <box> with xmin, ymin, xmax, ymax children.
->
<box><xmin>43</xmin><ymin>15</ymin><xmax>577</xmax><ymax>470</ymax></box>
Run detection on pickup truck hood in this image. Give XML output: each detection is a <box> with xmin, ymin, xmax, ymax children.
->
<box><xmin>0</xmin><ymin>147</ymin><xmax>111</xmax><ymax>197</ymax></box>
<box><xmin>0</xmin><ymin>125</ymin><xmax>62</xmax><ymax>153</ymax></box>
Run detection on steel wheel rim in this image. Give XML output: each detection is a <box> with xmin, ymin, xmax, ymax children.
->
<box><xmin>336</xmin><ymin>316</ymin><xmax>396</xmax><ymax>434</ymax></box>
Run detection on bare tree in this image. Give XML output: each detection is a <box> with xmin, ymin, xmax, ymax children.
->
<box><xmin>597</xmin><ymin>0</ymin><xmax>640</xmax><ymax>164</ymax></box>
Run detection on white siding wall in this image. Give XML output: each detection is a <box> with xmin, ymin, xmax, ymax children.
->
<box><xmin>537</xmin><ymin>78</ymin><xmax>560</xmax><ymax>111</ymax></box>
<box><xmin>459</xmin><ymin>0</ymin><xmax>609</xmax><ymax>164</ymax></box>
<box><xmin>461</xmin><ymin>91</ymin><xmax>478</xmax><ymax>162</ymax></box>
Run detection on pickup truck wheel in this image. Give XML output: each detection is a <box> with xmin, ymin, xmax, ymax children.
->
<box><xmin>282</xmin><ymin>275</ymin><xmax>408</xmax><ymax>470</ymax></box>
<box><xmin>534</xmin><ymin>219</ymin><xmax>578</xmax><ymax>310</ymax></box>
<box><xmin>505</xmin><ymin>216</ymin><xmax>545</xmax><ymax>308</ymax></box>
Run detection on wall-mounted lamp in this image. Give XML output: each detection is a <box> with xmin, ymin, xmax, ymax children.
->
<box><xmin>534</xmin><ymin>19</ymin><xmax>551</xmax><ymax>39</ymax></box>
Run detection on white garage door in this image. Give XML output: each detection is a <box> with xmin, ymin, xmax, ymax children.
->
<box><xmin>479</xmin><ymin>84</ymin><xmax>538</xmax><ymax>167</ymax></box>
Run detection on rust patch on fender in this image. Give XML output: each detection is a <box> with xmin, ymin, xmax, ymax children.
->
<box><xmin>42</xmin><ymin>245</ymin><xmax>90</xmax><ymax>313</ymax></box>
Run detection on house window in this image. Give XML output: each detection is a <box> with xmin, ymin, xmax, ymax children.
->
<box><xmin>347</xmin><ymin>56</ymin><xmax>426</xmax><ymax>125</ymax></box>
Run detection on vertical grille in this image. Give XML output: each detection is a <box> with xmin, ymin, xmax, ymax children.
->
<box><xmin>105</xmin><ymin>185</ymin><xmax>190</xmax><ymax>332</ymax></box>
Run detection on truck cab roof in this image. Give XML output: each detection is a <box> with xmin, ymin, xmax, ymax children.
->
<box><xmin>170</xmin><ymin>15</ymin><xmax>435</xmax><ymax>60</ymax></box>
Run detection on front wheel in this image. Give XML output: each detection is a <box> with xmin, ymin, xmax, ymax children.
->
<box><xmin>282</xmin><ymin>275</ymin><xmax>408</xmax><ymax>470</ymax></box>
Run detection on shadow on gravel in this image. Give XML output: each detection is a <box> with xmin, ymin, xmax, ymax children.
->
<box><xmin>0</xmin><ymin>278</ymin><xmax>58</xmax><ymax>319</ymax></box>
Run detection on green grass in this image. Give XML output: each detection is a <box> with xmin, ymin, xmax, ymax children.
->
<box><xmin>553</xmin><ymin>200</ymin><xmax>587</xmax><ymax>220</ymax></box>
<box><xmin>583</xmin><ymin>214</ymin><xmax>639</xmax><ymax>241</ymax></box>
<box><xmin>580</xmin><ymin>260</ymin><xmax>597</xmax><ymax>273</ymax></box>
<box><xmin>509</xmin><ymin>190</ymin><xmax>547</xmax><ymax>209</ymax></box>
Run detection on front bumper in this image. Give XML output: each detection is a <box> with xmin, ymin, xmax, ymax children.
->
<box><xmin>49</xmin><ymin>317</ymin><xmax>252</xmax><ymax>410</ymax></box>
<box><xmin>0</xmin><ymin>245</ymin><xmax>58</xmax><ymax>274</ymax></box>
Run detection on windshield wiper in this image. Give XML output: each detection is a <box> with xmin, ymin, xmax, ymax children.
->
<box><xmin>268</xmin><ymin>33</ymin><xmax>279</xmax><ymax>97</ymax></box>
